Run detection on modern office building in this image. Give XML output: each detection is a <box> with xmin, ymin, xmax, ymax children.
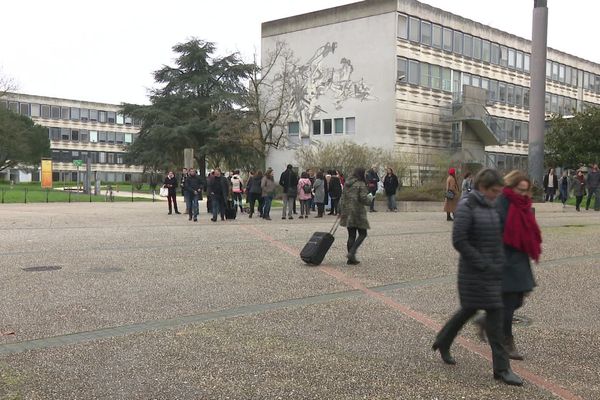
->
<box><xmin>1</xmin><ymin>93</ymin><xmax>143</xmax><ymax>183</ymax></box>
<box><xmin>261</xmin><ymin>0</ymin><xmax>600</xmax><ymax>181</ymax></box>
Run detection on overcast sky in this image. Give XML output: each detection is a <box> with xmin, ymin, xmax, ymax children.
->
<box><xmin>1</xmin><ymin>0</ymin><xmax>596</xmax><ymax>105</ymax></box>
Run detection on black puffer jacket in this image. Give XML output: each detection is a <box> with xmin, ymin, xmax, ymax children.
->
<box><xmin>452</xmin><ymin>190</ymin><xmax>505</xmax><ymax>310</ymax></box>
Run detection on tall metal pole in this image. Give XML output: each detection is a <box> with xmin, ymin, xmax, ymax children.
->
<box><xmin>528</xmin><ymin>0</ymin><xmax>548</xmax><ymax>196</ymax></box>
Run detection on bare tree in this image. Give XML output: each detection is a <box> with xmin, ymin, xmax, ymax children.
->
<box><xmin>0</xmin><ymin>68</ymin><xmax>17</xmax><ymax>97</ymax></box>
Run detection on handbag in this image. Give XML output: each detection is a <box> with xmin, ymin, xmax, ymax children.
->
<box><xmin>445</xmin><ymin>190</ymin><xmax>455</xmax><ymax>200</ymax></box>
<box><xmin>159</xmin><ymin>187</ymin><xmax>169</xmax><ymax>197</ymax></box>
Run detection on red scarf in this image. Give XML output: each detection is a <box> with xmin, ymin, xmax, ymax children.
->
<box><xmin>502</xmin><ymin>187</ymin><xmax>542</xmax><ymax>262</ymax></box>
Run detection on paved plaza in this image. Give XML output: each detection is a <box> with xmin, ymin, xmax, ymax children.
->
<box><xmin>0</xmin><ymin>201</ymin><xmax>598</xmax><ymax>399</ymax></box>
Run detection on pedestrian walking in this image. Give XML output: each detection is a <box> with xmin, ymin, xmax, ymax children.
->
<box><xmin>184</xmin><ymin>169</ymin><xmax>203</xmax><ymax>222</ymax></box>
<box><xmin>279</xmin><ymin>164</ymin><xmax>298</xmax><ymax>220</ymax></box>
<box><xmin>444</xmin><ymin>168</ymin><xmax>459</xmax><ymax>221</ymax></box>
<box><xmin>339</xmin><ymin>167</ymin><xmax>373</xmax><ymax>265</ymax></box>
<box><xmin>248</xmin><ymin>170</ymin><xmax>264</xmax><ymax>218</ymax></box>
<box><xmin>163</xmin><ymin>171</ymin><xmax>180</xmax><ymax>215</ymax></box>
<box><xmin>313</xmin><ymin>171</ymin><xmax>326</xmax><ymax>218</ymax></box>
<box><xmin>558</xmin><ymin>170</ymin><xmax>569</xmax><ymax>207</ymax></box>
<box><xmin>432</xmin><ymin>168</ymin><xmax>523</xmax><ymax>386</ymax></box>
<box><xmin>297</xmin><ymin>172</ymin><xmax>313</xmax><ymax>219</ymax></box>
<box><xmin>585</xmin><ymin>163</ymin><xmax>600</xmax><ymax>211</ymax></box>
<box><xmin>208</xmin><ymin>168</ymin><xmax>229</xmax><ymax>222</ymax></box>
<box><xmin>230</xmin><ymin>170</ymin><xmax>244</xmax><ymax>214</ymax></box>
<box><xmin>366</xmin><ymin>166</ymin><xmax>379</xmax><ymax>212</ymax></box>
<box><xmin>543</xmin><ymin>168</ymin><xmax>558</xmax><ymax>202</ymax></box>
<box><xmin>261</xmin><ymin>168</ymin><xmax>277</xmax><ymax>220</ymax></box>
<box><xmin>383</xmin><ymin>167</ymin><xmax>400</xmax><ymax>212</ymax></box>
<box><xmin>328</xmin><ymin>171</ymin><xmax>343</xmax><ymax>215</ymax></box>
<box><xmin>573</xmin><ymin>169</ymin><xmax>586</xmax><ymax>211</ymax></box>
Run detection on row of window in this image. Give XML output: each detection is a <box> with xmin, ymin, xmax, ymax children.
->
<box><xmin>48</xmin><ymin>127</ymin><xmax>135</xmax><ymax>144</ymax></box>
<box><xmin>397</xmin><ymin>57</ymin><xmax>452</xmax><ymax>92</ymax></box>
<box><xmin>487</xmin><ymin>152</ymin><xmax>528</xmax><ymax>173</ymax></box>
<box><xmin>288</xmin><ymin>117</ymin><xmax>356</xmax><ymax>136</ymax></box>
<box><xmin>51</xmin><ymin>149</ymin><xmax>126</xmax><ymax>165</ymax></box>
<box><xmin>489</xmin><ymin>117</ymin><xmax>529</xmax><ymax>144</ymax></box>
<box><xmin>1</xmin><ymin>100</ymin><xmax>141</xmax><ymax>126</ymax></box>
<box><xmin>398</xmin><ymin>14</ymin><xmax>531</xmax><ymax>74</ymax></box>
<box><xmin>51</xmin><ymin>171</ymin><xmax>139</xmax><ymax>183</ymax></box>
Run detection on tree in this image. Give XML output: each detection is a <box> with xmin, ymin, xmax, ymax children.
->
<box><xmin>546</xmin><ymin>107</ymin><xmax>600</xmax><ymax>167</ymax></box>
<box><xmin>0</xmin><ymin>67</ymin><xmax>17</xmax><ymax>97</ymax></box>
<box><xmin>122</xmin><ymin>39</ymin><xmax>254</xmax><ymax>175</ymax></box>
<box><xmin>0</xmin><ymin>107</ymin><xmax>50</xmax><ymax>172</ymax></box>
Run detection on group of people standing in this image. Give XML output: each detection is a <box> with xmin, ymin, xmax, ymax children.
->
<box><xmin>543</xmin><ymin>164</ymin><xmax>600</xmax><ymax>211</ymax></box>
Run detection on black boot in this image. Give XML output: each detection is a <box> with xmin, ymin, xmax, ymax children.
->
<box><xmin>432</xmin><ymin>342</ymin><xmax>456</xmax><ymax>365</ymax></box>
<box><xmin>504</xmin><ymin>336</ymin><xmax>524</xmax><ymax>360</ymax></box>
<box><xmin>493</xmin><ymin>368</ymin><xmax>523</xmax><ymax>386</ymax></box>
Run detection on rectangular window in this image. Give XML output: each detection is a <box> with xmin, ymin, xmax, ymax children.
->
<box><xmin>552</xmin><ymin>62</ymin><xmax>559</xmax><ymax>81</ymax></box>
<box><xmin>489</xmin><ymin>80</ymin><xmax>498</xmax><ymax>101</ymax></box>
<box><xmin>507</xmin><ymin>84</ymin><xmax>515</xmax><ymax>105</ymax></box>
<box><xmin>90</xmin><ymin>109</ymin><xmax>98</xmax><ymax>121</ymax></box>
<box><xmin>430</xmin><ymin>65</ymin><xmax>441</xmax><ymax>90</ymax></box>
<box><xmin>408</xmin><ymin>60</ymin><xmax>419</xmax><ymax>85</ymax></box>
<box><xmin>334</xmin><ymin>118</ymin><xmax>344</xmax><ymax>134</ymax></box>
<box><xmin>345</xmin><ymin>117</ymin><xmax>356</xmax><ymax>134</ymax></box>
<box><xmin>472</xmin><ymin>37</ymin><xmax>482</xmax><ymax>60</ymax></box>
<box><xmin>471</xmin><ymin>75</ymin><xmax>480</xmax><ymax>88</ymax></box>
<box><xmin>573</xmin><ymin>69</ymin><xmax>580</xmax><ymax>87</ymax></box>
<box><xmin>61</xmin><ymin>128</ymin><xmax>71</xmax><ymax>141</ymax></box>
<box><xmin>116</xmin><ymin>154</ymin><xmax>124</xmax><ymax>165</ymax></box>
<box><xmin>397</xmin><ymin>57</ymin><xmax>407</xmax><ymax>81</ymax></box>
<box><xmin>508</xmin><ymin>48</ymin><xmax>516</xmax><ymax>68</ymax></box>
<box><xmin>90</xmin><ymin>130</ymin><xmax>98</xmax><ymax>143</ymax></box>
<box><xmin>481</xmin><ymin>40</ymin><xmax>491</xmax><ymax>63</ymax></box>
<box><xmin>70</xmin><ymin>107</ymin><xmax>80</xmax><ymax>120</ymax></box>
<box><xmin>462</xmin><ymin>72</ymin><xmax>471</xmax><ymax>88</ymax></box>
<box><xmin>506</xmin><ymin>119</ymin><xmax>514</xmax><ymax>141</ymax></box>
<box><xmin>312</xmin><ymin>120</ymin><xmax>321</xmax><ymax>135</ymax></box>
<box><xmin>116</xmin><ymin>132</ymin><xmax>124</xmax><ymax>144</ymax></box>
<box><xmin>80</xmin><ymin>130</ymin><xmax>89</xmax><ymax>142</ymax></box>
<box><xmin>116</xmin><ymin>113</ymin><xmax>124</xmax><ymax>124</ymax></box>
<box><xmin>523</xmin><ymin>88</ymin><xmax>530</xmax><ymax>108</ymax></box>
<box><xmin>420</xmin><ymin>63</ymin><xmax>431</xmax><ymax>88</ymax></box>
<box><xmin>442</xmin><ymin>28</ymin><xmax>453</xmax><ymax>52</ymax></box>
<box><xmin>442</xmin><ymin>68</ymin><xmax>452</xmax><ymax>92</ymax></box>
<box><xmin>51</xmin><ymin>106</ymin><xmax>60</xmax><ymax>119</ymax></box>
<box><xmin>124</xmin><ymin>133</ymin><xmax>132</xmax><ymax>143</ymax></box>
<box><xmin>500</xmin><ymin>46</ymin><xmax>508</xmax><ymax>67</ymax></box>
<box><xmin>107</xmin><ymin>111</ymin><xmax>116</xmax><ymax>124</ymax></box>
<box><xmin>107</xmin><ymin>153</ymin><xmax>115</xmax><ymax>164</ymax></box>
<box><xmin>397</xmin><ymin>14</ymin><xmax>408</xmax><ymax>39</ymax></box>
<box><xmin>19</xmin><ymin>103</ymin><xmax>29</xmax><ymax>116</ymax></box>
<box><xmin>98</xmin><ymin>111</ymin><xmax>107</xmax><ymax>123</ymax></box>
<box><xmin>545</xmin><ymin>93</ymin><xmax>551</xmax><ymax>112</ymax></box>
<box><xmin>514</xmin><ymin>121</ymin><xmax>521</xmax><ymax>142</ymax></box>
<box><xmin>107</xmin><ymin>131</ymin><xmax>116</xmax><ymax>144</ymax></box>
<box><xmin>565</xmin><ymin>67</ymin><xmax>572</xmax><ymax>87</ymax></box>
<box><xmin>432</xmin><ymin>24</ymin><xmax>442</xmax><ymax>49</ymax></box>
<box><xmin>124</xmin><ymin>116</ymin><xmax>132</xmax><ymax>125</ymax></box>
<box><xmin>453</xmin><ymin>31</ymin><xmax>463</xmax><ymax>55</ymax></box>
<box><xmin>481</xmin><ymin>78</ymin><xmax>489</xmax><ymax>90</ymax></box>
<box><xmin>514</xmin><ymin>86</ymin><xmax>523</xmax><ymax>107</ymax></box>
<box><xmin>420</xmin><ymin>21</ymin><xmax>432</xmax><ymax>45</ymax></box>
<box><xmin>559</xmin><ymin>64</ymin><xmax>566</xmax><ymax>83</ymax></box>
<box><xmin>546</xmin><ymin>61</ymin><xmax>552</xmax><ymax>78</ymax></box>
<box><xmin>99</xmin><ymin>152</ymin><xmax>106</xmax><ymax>164</ymax></box>
<box><xmin>463</xmin><ymin>34</ymin><xmax>473</xmax><ymax>57</ymax></box>
<box><xmin>8</xmin><ymin>102</ymin><xmax>18</xmax><ymax>112</ymax></box>
<box><xmin>49</xmin><ymin>127</ymin><xmax>60</xmax><ymax>141</ymax></box>
<box><xmin>323</xmin><ymin>119</ymin><xmax>332</xmax><ymax>134</ymax></box>
<box><xmin>30</xmin><ymin>103</ymin><xmax>40</xmax><ymax>117</ymax></box>
<box><xmin>61</xmin><ymin>106</ymin><xmax>70</xmax><ymax>120</ymax></box>
<box><xmin>288</xmin><ymin>121</ymin><xmax>299</xmax><ymax>136</ymax></box>
<box><xmin>71</xmin><ymin>130</ymin><xmax>79</xmax><ymax>141</ymax></box>
<box><xmin>516</xmin><ymin>51</ymin><xmax>524</xmax><ymax>70</ymax></box>
<box><xmin>80</xmin><ymin>108</ymin><xmax>89</xmax><ymax>121</ymax></box>
<box><xmin>409</xmin><ymin>17</ymin><xmax>420</xmax><ymax>42</ymax></box>
<box><xmin>499</xmin><ymin>82</ymin><xmax>507</xmax><ymax>102</ymax></box>
<box><xmin>551</xmin><ymin>94</ymin><xmax>559</xmax><ymax>113</ymax></box>
<box><xmin>491</xmin><ymin>43</ymin><xmax>500</xmax><ymax>64</ymax></box>
<box><xmin>524</xmin><ymin>54</ymin><xmax>530</xmax><ymax>73</ymax></box>
<box><xmin>98</xmin><ymin>131</ymin><xmax>107</xmax><ymax>143</ymax></box>
<box><xmin>522</xmin><ymin>122</ymin><xmax>529</xmax><ymax>143</ymax></box>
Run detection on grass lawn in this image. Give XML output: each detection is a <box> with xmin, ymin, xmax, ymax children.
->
<box><xmin>0</xmin><ymin>183</ymin><xmax>150</xmax><ymax>204</ymax></box>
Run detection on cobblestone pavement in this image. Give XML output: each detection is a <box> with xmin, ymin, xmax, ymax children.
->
<box><xmin>0</xmin><ymin>202</ymin><xmax>598</xmax><ymax>399</ymax></box>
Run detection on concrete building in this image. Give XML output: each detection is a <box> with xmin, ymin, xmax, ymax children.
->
<box><xmin>1</xmin><ymin>93</ymin><xmax>143</xmax><ymax>184</ymax></box>
<box><xmin>261</xmin><ymin>0</ymin><xmax>600</xmax><ymax>182</ymax></box>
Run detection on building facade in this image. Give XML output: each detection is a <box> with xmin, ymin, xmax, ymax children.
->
<box><xmin>261</xmin><ymin>0</ymin><xmax>600</xmax><ymax>181</ymax></box>
<box><xmin>1</xmin><ymin>93</ymin><xmax>143</xmax><ymax>183</ymax></box>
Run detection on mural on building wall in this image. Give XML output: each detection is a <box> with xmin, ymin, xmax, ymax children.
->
<box><xmin>288</xmin><ymin>41</ymin><xmax>376</xmax><ymax>136</ymax></box>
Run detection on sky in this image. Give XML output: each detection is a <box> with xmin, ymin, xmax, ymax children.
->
<box><xmin>1</xmin><ymin>0</ymin><xmax>597</xmax><ymax>105</ymax></box>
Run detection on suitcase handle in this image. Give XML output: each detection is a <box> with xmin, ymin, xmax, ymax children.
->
<box><xmin>329</xmin><ymin>215</ymin><xmax>341</xmax><ymax>236</ymax></box>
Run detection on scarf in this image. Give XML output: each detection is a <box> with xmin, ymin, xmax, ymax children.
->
<box><xmin>502</xmin><ymin>187</ymin><xmax>542</xmax><ymax>262</ymax></box>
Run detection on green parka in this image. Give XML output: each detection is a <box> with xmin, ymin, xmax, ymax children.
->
<box><xmin>340</xmin><ymin>177</ymin><xmax>371</xmax><ymax>230</ymax></box>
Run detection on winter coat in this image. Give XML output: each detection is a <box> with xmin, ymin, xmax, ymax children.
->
<box><xmin>444</xmin><ymin>175</ymin><xmax>460</xmax><ymax>213</ymax></box>
<box><xmin>208</xmin><ymin>176</ymin><xmax>229</xmax><ymax>199</ymax></box>
<box><xmin>249</xmin><ymin>176</ymin><xmax>263</xmax><ymax>195</ymax></box>
<box><xmin>586</xmin><ymin>170</ymin><xmax>600</xmax><ymax>189</ymax></box>
<box><xmin>313</xmin><ymin>178</ymin><xmax>325</xmax><ymax>203</ymax></box>
<box><xmin>261</xmin><ymin>176</ymin><xmax>277</xmax><ymax>197</ymax></box>
<box><xmin>340</xmin><ymin>177</ymin><xmax>371</xmax><ymax>230</ymax></box>
<box><xmin>383</xmin><ymin>174</ymin><xmax>399</xmax><ymax>196</ymax></box>
<box><xmin>328</xmin><ymin>176</ymin><xmax>343</xmax><ymax>199</ymax></box>
<box><xmin>297</xmin><ymin>178</ymin><xmax>313</xmax><ymax>201</ymax></box>
<box><xmin>230</xmin><ymin>174</ymin><xmax>244</xmax><ymax>193</ymax></box>
<box><xmin>573</xmin><ymin>176</ymin><xmax>586</xmax><ymax>196</ymax></box>
<box><xmin>279</xmin><ymin>168</ymin><xmax>299</xmax><ymax>196</ymax></box>
<box><xmin>452</xmin><ymin>191</ymin><xmax>505</xmax><ymax>310</ymax></box>
<box><xmin>496</xmin><ymin>195</ymin><xmax>536</xmax><ymax>293</ymax></box>
<box><xmin>461</xmin><ymin>178</ymin><xmax>473</xmax><ymax>198</ymax></box>
<box><xmin>180</xmin><ymin>174</ymin><xmax>188</xmax><ymax>195</ymax></box>
<box><xmin>366</xmin><ymin>170</ymin><xmax>379</xmax><ymax>194</ymax></box>
<box><xmin>543</xmin><ymin>173</ymin><xmax>558</xmax><ymax>190</ymax></box>
<box><xmin>184</xmin><ymin>175</ymin><xmax>204</xmax><ymax>199</ymax></box>
<box><xmin>163</xmin><ymin>176</ymin><xmax>178</xmax><ymax>195</ymax></box>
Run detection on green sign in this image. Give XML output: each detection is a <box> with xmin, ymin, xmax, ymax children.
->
<box><xmin>73</xmin><ymin>159</ymin><xmax>83</xmax><ymax>167</ymax></box>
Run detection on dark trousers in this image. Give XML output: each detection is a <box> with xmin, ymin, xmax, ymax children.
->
<box><xmin>211</xmin><ymin>196</ymin><xmax>225</xmax><ymax>221</ymax></box>
<box><xmin>300</xmin><ymin>199</ymin><xmax>310</xmax><ymax>216</ymax></box>
<box><xmin>167</xmin><ymin>192</ymin><xmax>178</xmax><ymax>213</ymax></box>
<box><xmin>249</xmin><ymin>193</ymin><xmax>263</xmax><ymax>216</ymax></box>
<box><xmin>316</xmin><ymin>202</ymin><xmax>325</xmax><ymax>217</ymax></box>
<box><xmin>347</xmin><ymin>227</ymin><xmax>367</xmax><ymax>257</ymax></box>
<box><xmin>502</xmin><ymin>292</ymin><xmax>524</xmax><ymax>338</ymax></box>
<box><xmin>232</xmin><ymin>192</ymin><xmax>244</xmax><ymax>213</ymax></box>
<box><xmin>435</xmin><ymin>307</ymin><xmax>510</xmax><ymax>373</ymax></box>
<box><xmin>585</xmin><ymin>187</ymin><xmax>599</xmax><ymax>210</ymax></box>
<box><xmin>188</xmin><ymin>193</ymin><xmax>199</xmax><ymax>218</ymax></box>
<box><xmin>544</xmin><ymin>187</ymin><xmax>556</xmax><ymax>202</ymax></box>
<box><xmin>329</xmin><ymin>198</ymin><xmax>340</xmax><ymax>215</ymax></box>
<box><xmin>575</xmin><ymin>195</ymin><xmax>584</xmax><ymax>211</ymax></box>
<box><xmin>369</xmin><ymin>190</ymin><xmax>377</xmax><ymax>211</ymax></box>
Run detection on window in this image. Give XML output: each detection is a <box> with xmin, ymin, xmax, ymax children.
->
<box><xmin>565</xmin><ymin>67</ymin><xmax>572</xmax><ymax>87</ymax></box>
<box><xmin>334</xmin><ymin>118</ymin><xmax>344</xmax><ymax>134</ymax></box>
<box><xmin>472</xmin><ymin>37</ymin><xmax>482</xmax><ymax>60</ymax></box>
<box><xmin>71</xmin><ymin>130</ymin><xmax>79</xmax><ymax>141</ymax></box>
<box><xmin>514</xmin><ymin>121</ymin><xmax>521</xmax><ymax>142</ymax></box>
<box><xmin>89</xmin><ymin>109</ymin><xmax>98</xmax><ymax>121</ymax></box>
<box><xmin>408</xmin><ymin>60</ymin><xmax>419</xmax><ymax>85</ymax></box>
<box><xmin>98</xmin><ymin>131</ymin><xmax>107</xmax><ymax>143</ymax></box>
<box><xmin>116</xmin><ymin>113</ymin><xmax>124</xmax><ymax>125</ymax></box>
<box><xmin>107</xmin><ymin>111</ymin><xmax>116</xmax><ymax>124</ymax></box>
<box><xmin>514</xmin><ymin>86</ymin><xmax>523</xmax><ymax>107</ymax></box>
<box><xmin>90</xmin><ymin>130</ymin><xmax>98</xmax><ymax>143</ymax></box>
<box><xmin>500</xmin><ymin>46</ymin><xmax>508</xmax><ymax>67</ymax></box>
<box><xmin>524</xmin><ymin>54</ymin><xmax>530</xmax><ymax>73</ymax></box>
<box><xmin>508</xmin><ymin>48</ymin><xmax>516</xmax><ymax>68</ymax></box>
<box><xmin>8</xmin><ymin>102</ymin><xmax>18</xmax><ymax>112</ymax></box>
<box><xmin>408</xmin><ymin>17</ymin><xmax>420</xmax><ymax>42</ymax></box>
<box><xmin>463</xmin><ymin>34</ymin><xmax>473</xmax><ymax>57</ymax></box>
<box><xmin>491</xmin><ymin>43</ymin><xmax>500</xmax><ymax>64</ymax></box>
<box><xmin>397</xmin><ymin>57</ymin><xmax>407</xmax><ymax>81</ymax></box>
<box><xmin>499</xmin><ymin>82</ymin><xmax>507</xmax><ymax>102</ymax></box>
<box><xmin>432</xmin><ymin>24</ymin><xmax>442</xmax><ymax>49</ymax></box>
<box><xmin>99</xmin><ymin>152</ymin><xmax>106</xmax><ymax>164</ymax></box>
<box><xmin>80</xmin><ymin>108</ymin><xmax>89</xmax><ymax>121</ymax></box>
<box><xmin>323</xmin><ymin>119</ymin><xmax>332</xmax><ymax>134</ymax></box>
<box><xmin>522</xmin><ymin>122</ymin><xmax>529</xmax><ymax>143</ymax></box>
<box><xmin>551</xmin><ymin>94</ymin><xmax>559</xmax><ymax>113</ymax></box>
<box><xmin>507</xmin><ymin>84</ymin><xmax>515</xmax><ymax>105</ymax></box>
<box><xmin>61</xmin><ymin>128</ymin><xmax>71</xmax><ymax>141</ymax></box>
<box><xmin>489</xmin><ymin>80</ymin><xmax>498</xmax><ymax>101</ymax></box>
<box><xmin>288</xmin><ymin>121</ymin><xmax>299</xmax><ymax>136</ymax></box>
<box><xmin>430</xmin><ymin>65</ymin><xmax>441</xmax><ymax>90</ymax></box>
<box><xmin>312</xmin><ymin>120</ymin><xmax>321</xmax><ymax>135</ymax></box>
<box><xmin>442</xmin><ymin>68</ymin><xmax>451</xmax><ymax>92</ymax></box>
<box><xmin>80</xmin><ymin>130</ymin><xmax>89</xmax><ymax>142</ymax></box>
<box><xmin>70</xmin><ymin>107</ymin><xmax>80</xmax><ymax>120</ymax></box>
<box><xmin>49</xmin><ymin>127</ymin><xmax>60</xmax><ymax>141</ymax></box>
<box><xmin>558</xmin><ymin>64</ymin><xmax>566</xmax><ymax>83</ymax></box>
<box><xmin>481</xmin><ymin>40</ymin><xmax>491</xmax><ymax>63</ymax></box>
<box><xmin>107</xmin><ymin>153</ymin><xmax>115</xmax><ymax>164</ymax></box>
<box><xmin>552</xmin><ymin>62</ymin><xmax>559</xmax><ymax>81</ymax></box>
<box><xmin>61</xmin><ymin>106</ymin><xmax>69</xmax><ymax>120</ymax></box>
<box><xmin>61</xmin><ymin>151</ymin><xmax>71</xmax><ymax>163</ymax></box>
<box><xmin>506</xmin><ymin>119</ymin><xmax>514</xmax><ymax>141</ymax></box>
<box><xmin>481</xmin><ymin>78</ymin><xmax>489</xmax><ymax>90</ymax></box>
<box><xmin>124</xmin><ymin>116</ymin><xmax>132</xmax><ymax>125</ymax></box>
<box><xmin>397</xmin><ymin>14</ymin><xmax>408</xmax><ymax>39</ymax></box>
<box><xmin>107</xmin><ymin>131</ymin><xmax>115</xmax><ymax>144</ymax></box>
<box><xmin>116</xmin><ymin>154</ymin><xmax>124</xmax><ymax>165</ymax></box>
<box><xmin>420</xmin><ymin>21</ymin><xmax>432</xmax><ymax>45</ymax></box>
<box><xmin>442</xmin><ymin>28</ymin><xmax>452</xmax><ymax>52</ymax></box>
<box><xmin>516</xmin><ymin>51</ymin><xmax>524</xmax><ymax>70</ymax></box>
<box><xmin>98</xmin><ymin>111</ymin><xmax>107</xmax><ymax>123</ymax></box>
<box><xmin>19</xmin><ymin>103</ymin><xmax>29</xmax><ymax>116</ymax></box>
<box><xmin>51</xmin><ymin>106</ymin><xmax>60</xmax><ymax>119</ymax></box>
<box><xmin>345</xmin><ymin>117</ymin><xmax>356</xmax><ymax>134</ymax></box>
<box><xmin>453</xmin><ymin>31</ymin><xmax>463</xmax><ymax>55</ymax></box>
<box><xmin>546</xmin><ymin>61</ymin><xmax>552</xmax><ymax>78</ymax></box>
<box><xmin>30</xmin><ymin>103</ymin><xmax>40</xmax><ymax>117</ymax></box>
<box><xmin>420</xmin><ymin>63</ymin><xmax>431</xmax><ymax>88</ymax></box>
<box><xmin>124</xmin><ymin>133</ymin><xmax>132</xmax><ymax>144</ymax></box>
<box><xmin>572</xmin><ymin>69</ymin><xmax>579</xmax><ymax>87</ymax></box>
<box><xmin>471</xmin><ymin>75</ymin><xmax>480</xmax><ymax>88</ymax></box>
<box><xmin>462</xmin><ymin>72</ymin><xmax>471</xmax><ymax>88</ymax></box>
<box><xmin>545</xmin><ymin>93</ymin><xmax>551</xmax><ymax>112</ymax></box>
<box><xmin>116</xmin><ymin>132</ymin><xmax>124</xmax><ymax>144</ymax></box>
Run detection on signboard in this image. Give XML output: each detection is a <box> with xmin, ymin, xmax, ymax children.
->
<box><xmin>41</xmin><ymin>159</ymin><xmax>53</xmax><ymax>189</ymax></box>
<box><xmin>73</xmin><ymin>159</ymin><xmax>83</xmax><ymax>167</ymax></box>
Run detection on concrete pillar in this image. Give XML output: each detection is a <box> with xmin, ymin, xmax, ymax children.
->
<box><xmin>184</xmin><ymin>148</ymin><xmax>194</xmax><ymax>169</ymax></box>
<box><xmin>528</xmin><ymin>0</ymin><xmax>548</xmax><ymax>194</ymax></box>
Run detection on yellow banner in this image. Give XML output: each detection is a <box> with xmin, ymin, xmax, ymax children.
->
<box><xmin>41</xmin><ymin>159</ymin><xmax>53</xmax><ymax>189</ymax></box>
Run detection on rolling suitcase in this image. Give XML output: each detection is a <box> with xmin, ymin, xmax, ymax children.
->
<box><xmin>300</xmin><ymin>217</ymin><xmax>340</xmax><ymax>265</ymax></box>
<box><xmin>225</xmin><ymin>200</ymin><xmax>237</xmax><ymax>220</ymax></box>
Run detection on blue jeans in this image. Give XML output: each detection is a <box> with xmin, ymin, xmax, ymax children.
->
<box><xmin>262</xmin><ymin>195</ymin><xmax>273</xmax><ymax>217</ymax></box>
<box><xmin>188</xmin><ymin>193</ymin><xmax>199</xmax><ymax>218</ymax></box>
<box><xmin>211</xmin><ymin>196</ymin><xmax>225</xmax><ymax>220</ymax></box>
<box><xmin>183</xmin><ymin>191</ymin><xmax>190</xmax><ymax>211</ymax></box>
<box><xmin>386</xmin><ymin>194</ymin><xmax>397</xmax><ymax>210</ymax></box>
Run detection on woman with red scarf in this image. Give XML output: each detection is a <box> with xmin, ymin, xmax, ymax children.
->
<box><xmin>495</xmin><ymin>170</ymin><xmax>541</xmax><ymax>360</ymax></box>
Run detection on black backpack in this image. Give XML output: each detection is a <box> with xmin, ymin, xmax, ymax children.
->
<box><xmin>303</xmin><ymin>183</ymin><xmax>312</xmax><ymax>194</ymax></box>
